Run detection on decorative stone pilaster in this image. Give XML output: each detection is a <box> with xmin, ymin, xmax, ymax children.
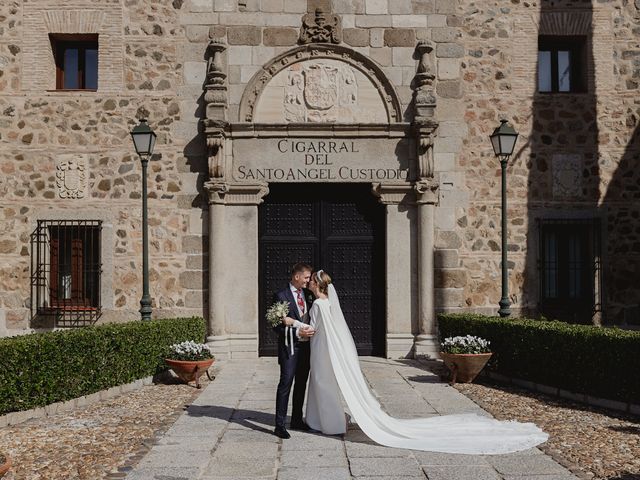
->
<box><xmin>204</xmin><ymin>35</ymin><xmax>228</xmax><ymax>180</ymax></box>
<box><xmin>371</xmin><ymin>183</ymin><xmax>416</xmax><ymax>358</ymax></box>
<box><xmin>204</xmin><ymin>182</ymin><xmax>269</xmax><ymax>358</ymax></box>
<box><xmin>299</xmin><ymin>7</ymin><xmax>342</xmax><ymax>45</ymax></box>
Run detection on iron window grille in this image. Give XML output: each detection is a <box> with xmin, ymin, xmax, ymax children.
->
<box><xmin>538</xmin><ymin>218</ymin><xmax>601</xmax><ymax>324</ymax></box>
<box><xmin>31</xmin><ymin>220</ymin><xmax>102</xmax><ymax>327</ymax></box>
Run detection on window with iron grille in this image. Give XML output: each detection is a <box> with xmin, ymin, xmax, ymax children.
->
<box><xmin>31</xmin><ymin>220</ymin><xmax>102</xmax><ymax>327</ymax></box>
<box><xmin>538</xmin><ymin>218</ymin><xmax>601</xmax><ymax>324</ymax></box>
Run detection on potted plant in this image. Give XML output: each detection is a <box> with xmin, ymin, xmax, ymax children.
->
<box><xmin>0</xmin><ymin>451</ymin><xmax>11</xmax><ymax>478</ymax></box>
<box><xmin>440</xmin><ymin>335</ymin><xmax>492</xmax><ymax>385</ymax></box>
<box><xmin>165</xmin><ymin>340</ymin><xmax>215</xmax><ymax>389</ymax></box>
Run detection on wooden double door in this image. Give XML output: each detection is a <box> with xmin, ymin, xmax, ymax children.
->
<box><xmin>258</xmin><ymin>184</ymin><xmax>385</xmax><ymax>356</ymax></box>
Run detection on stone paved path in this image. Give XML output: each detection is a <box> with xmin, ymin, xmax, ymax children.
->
<box><xmin>125</xmin><ymin>357</ymin><xmax>578</xmax><ymax>480</ymax></box>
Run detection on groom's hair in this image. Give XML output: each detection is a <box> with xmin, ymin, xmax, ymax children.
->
<box><xmin>291</xmin><ymin>263</ymin><xmax>312</xmax><ymax>277</ymax></box>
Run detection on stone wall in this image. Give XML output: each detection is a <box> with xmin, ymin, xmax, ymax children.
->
<box><xmin>0</xmin><ymin>0</ymin><xmax>209</xmax><ymax>334</ymax></box>
<box><xmin>1</xmin><ymin>0</ymin><xmax>639</xmax><ymax>337</ymax></box>
<box><xmin>437</xmin><ymin>0</ymin><xmax>640</xmax><ymax>323</ymax></box>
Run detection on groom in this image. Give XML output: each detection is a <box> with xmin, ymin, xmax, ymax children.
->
<box><xmin>272</xmin><ymin>262</ymin><xmax>315</xmax><ymax>439</ymax></box>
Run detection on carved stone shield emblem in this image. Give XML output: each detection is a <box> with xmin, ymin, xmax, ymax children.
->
<box><xmin>304</xmin><ymin>64</ymin><xmax>338</xmax><ymax>111</ymax></box>
<box><xmin>56</xmin><ymin>155</ymin><xmax>87</xmax><ymax>199</ymax></box>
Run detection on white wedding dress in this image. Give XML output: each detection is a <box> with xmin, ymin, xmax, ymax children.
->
<box><xmin>304</xmin><ymin>284</ymin><xmax>549</xmax><ymax>454</ymax></box>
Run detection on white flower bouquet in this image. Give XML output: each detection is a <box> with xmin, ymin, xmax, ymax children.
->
<box><xmin>167</xmin><ymin>340</ymin><xmax>213</xmax><ymax>361</ymax></box>
<box><xmin>441</xmin><ymin>335</ymin><xmax>491</xmax><ymax>354</ymax></box>
<box><xmin>266</xmin><ymin>300</ymin><xmax>290</xmax><ymax>327</ymax></box>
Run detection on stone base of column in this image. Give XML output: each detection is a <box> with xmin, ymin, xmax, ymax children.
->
<box><xmin>207</xmin><ymin>334</ymin><xmax>258</xmax><ymax>359</ymax></box>
<box><xmin>386</xmin><ymin>333</ymin><xmax>415</xmax><ymax>359</ymax></box>
<box><xmin>206</xmin><ymin>334</ymin><xmax>230</xmax><ymax>359</ymax></box>
<box><xmin>414</xmin><ymin>334</ymin><xmax>440</xmax><ymax>359</ymax></box>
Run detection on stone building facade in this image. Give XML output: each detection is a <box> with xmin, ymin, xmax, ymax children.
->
<box><xmin>0</xmin><ymin>0</ymin><xmax>638</xmax><ymax>358</ymax></box>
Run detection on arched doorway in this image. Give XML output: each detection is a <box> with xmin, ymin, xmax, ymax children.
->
<box><xmin>258</xmin><ymin>183</ymin><xmax>386</xmax><ymax>357</ymax></box>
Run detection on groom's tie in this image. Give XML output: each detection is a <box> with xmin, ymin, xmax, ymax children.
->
<box><xmin>296</xmin><ymin>289</ymin><xmax>305</xmax><ymax>315</ymax></box>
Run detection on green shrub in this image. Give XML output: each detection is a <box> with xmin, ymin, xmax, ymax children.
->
<box><xmin>438</xmin><ymin>313</ymin><xmax>640</xmax><ymax>403</ymax></box>
<box><xmin>0</xmin><ymin>317</ymin><xmax>206</xmax><ymax>415</ymax></box>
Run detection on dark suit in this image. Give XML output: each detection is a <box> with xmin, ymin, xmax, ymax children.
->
<box><xmin>273</xmin><ymin>285</ymin><xmax>314</xmax><ymax>429</ymax></box>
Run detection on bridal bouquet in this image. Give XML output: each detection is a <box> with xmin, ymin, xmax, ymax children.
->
<box><xmin>441</xmin><ymin>335</ymin><xmax>491</xmax><ymax>354</ymax></box>
<box><xmin>266</xmin><ymin>300</ymin><xmax>290</xmax><ymax>327</ymax></box>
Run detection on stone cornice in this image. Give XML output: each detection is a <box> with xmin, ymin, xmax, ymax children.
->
<box><xmin>227</xmin><ymin>122</ymin><xmax>412</xmax><ymax>139</ymax></box>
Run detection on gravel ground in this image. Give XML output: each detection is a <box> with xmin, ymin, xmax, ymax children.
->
<box><xmin>455</xmin><ymin>380</ymin><xmax>640</xmax><ymax>480</ymax></box>
<box><xmin>0</xmin><ymin>374</ymin><xmax>211</xmax><ymax>480</ymax></box>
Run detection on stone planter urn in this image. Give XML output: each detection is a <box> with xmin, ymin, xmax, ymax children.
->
<box><xmin>165</xmin><ymin>358</ymin><xmax>214</xmax><ymax>389</ymax></box>
<box><xmin>0</xmin><ymin>452</ymin><xmax>11</xmax><ymax>478</ymax></box>
<box><xmin>440</xmin><ymin>352</ymin><xmax>493</xmax><ymax>385</ymax></box>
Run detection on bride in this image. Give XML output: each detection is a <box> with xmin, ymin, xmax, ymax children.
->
<box><xmin>286</xmin><ymin>269</ymin><xmax>549</xmax><ymax>455</ymax></box>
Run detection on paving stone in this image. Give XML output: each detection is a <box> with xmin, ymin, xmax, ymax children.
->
<box><xmin>277</xmin><ymin>466</ymin><xmax>351</xmax><ymax>480</ymax></box>
<box><xmin>202</xmin><ymin>458</ymin><xmax>276</xmax><ymax>477</ymax></box>
<box><xmin>280</xmin><ymin>431</ymin><xmax>345</xmax><ymax>451</ymax></box>
<box><xmin>344</xmin><ymin>440</ymin><xmax>414</xmax><ymax>458</ymax></box>
<box><xmin>280</xmin><ymin>449</ymin><xmax>348</xmax><ymax>467</ymax></box>
<box><xmin>414</xmin><ymin>451</ymin><xmax>492</xmax><ymax>466</ymax></box>
<box><xmin>125</xmin><ymin>467</ymin><xmax>202</xmax><ymax>479</ymax></box>
<box><xmin>349</xmin><ymin>457</ymin><xmax>424</xmax><ymax>477</ymax></box>
<box><xmin>421</xmin><ymin>465</ymin><xmax>502</xmax><ymax>480</ymax></box>
<box><xmin>488</xmin><ymin>455</ymin><xmax>571</xmax><ymax>476</ymax></box>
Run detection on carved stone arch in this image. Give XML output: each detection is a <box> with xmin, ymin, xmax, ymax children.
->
<box><xmin>239</xmin><ymin>44</ymin><xmax>403</xmax><ymax>124</ymax></box>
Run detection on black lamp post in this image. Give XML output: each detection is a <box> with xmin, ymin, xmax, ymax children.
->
<box><xmin>489</xmin><ymin>119</ymin><xmax>519</xmax><ymax>318</ymax></box>
<box><xmin>130</xmin><ymin>119</ymin><xmax>157</xmax><ymax>321</ymax></box>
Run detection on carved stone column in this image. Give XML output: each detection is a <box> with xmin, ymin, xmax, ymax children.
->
<box><xmin>414</xmin><ymin>179</ymin><xmax>440</xmax><ymax>358</ymax></box>
<box><xmin>412</xmin><ymin>40</ymin><xmax>440</xmax><ymax>357</ymax></box>
<box><xmin>204</xmin><ymin>181</ymin><xmax>229</xmax><ymax>355</ymax></box>
<box><xmin>203</xmin><ymin>33</ymin><xmax>231</xmax><ymax>355</ymax></box>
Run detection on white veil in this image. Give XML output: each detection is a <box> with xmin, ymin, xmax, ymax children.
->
<box><xmin>323</xmin><ymin>282</ymin><xmax>548</xmax><ymax>454</ymax></box>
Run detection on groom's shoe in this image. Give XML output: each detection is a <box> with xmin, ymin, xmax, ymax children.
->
<box><xmin>290</xmin><ymin>420</ymin><xmax>310</xmax><ymax>431</ymax></box>
<box><xmin>274</xmin><ymin>426</ymin><xmax>291</xmax><ymax>439</ymax></box>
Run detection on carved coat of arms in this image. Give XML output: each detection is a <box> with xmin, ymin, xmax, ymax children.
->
<box><xmin>285</xmin><ymin>62</ymin><xmax>357</xmax><ymax>123</ymax></box>
<box><xmin>56</xmin><ymin>155</ymin><xmax>87</xmax><ymax>199</ymax></box>
<box><xmin>304</xmin><ymin>64</ymin><xmax>338</xmax><ymax>110</ymax></box>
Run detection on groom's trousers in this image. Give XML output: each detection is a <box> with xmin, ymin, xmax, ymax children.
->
<box><xmin>275</xmin><ymin>341</ymin><xmax>310</xmax><ymax>428</ymax></box>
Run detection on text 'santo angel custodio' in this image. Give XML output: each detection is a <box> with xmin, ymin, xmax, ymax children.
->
<box><xmin>234</xmin><ymin>139</ymin><xmax>408</xmax><ymax>182</ymax></box>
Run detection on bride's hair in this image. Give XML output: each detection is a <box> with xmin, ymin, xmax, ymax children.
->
<box><xmin>313</xmin><ymin>270</ymin><xmax>332</xmax><ymax>295</ymax></box>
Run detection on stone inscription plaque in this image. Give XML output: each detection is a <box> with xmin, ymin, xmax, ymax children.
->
<box><xmin>232</xmin><ymin>137</ymin><xmax>413</xmax><ymax>183</ymax></box>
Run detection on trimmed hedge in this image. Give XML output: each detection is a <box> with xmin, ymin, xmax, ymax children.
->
<box><xmin>0</xmin><ymin>317</ymin><xmax>206</xmax><ymax>415</ymax></box>
<box><xmin>438</xmin><ymin>314</ymin><xmax>640</xmax><ymax>403</ymax></box>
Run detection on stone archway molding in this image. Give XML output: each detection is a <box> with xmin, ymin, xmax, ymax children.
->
<box><xmin>239</xmin><ymin>43</ymin><xmax>403</xmax><ymax>124</ymax></box>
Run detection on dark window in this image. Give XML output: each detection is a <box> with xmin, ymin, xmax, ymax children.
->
<box><xmin>538</xmin><ymin>35</ymin><xmax>587</xmax><ymax>93</ymax></box>
<box><xmin>50</xmin><ymin>34</ymin><xmax>98</xmax><ymax>90</ymax></box>
<box><xmin>538</xmin><ymin>219</ymin><xmax>601</xmax><ymax>324</ymax></box>
<box><xmin>31</xmin><ymin>220</ymin><xmax>102</xmax><ymax>327</ymax></box>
